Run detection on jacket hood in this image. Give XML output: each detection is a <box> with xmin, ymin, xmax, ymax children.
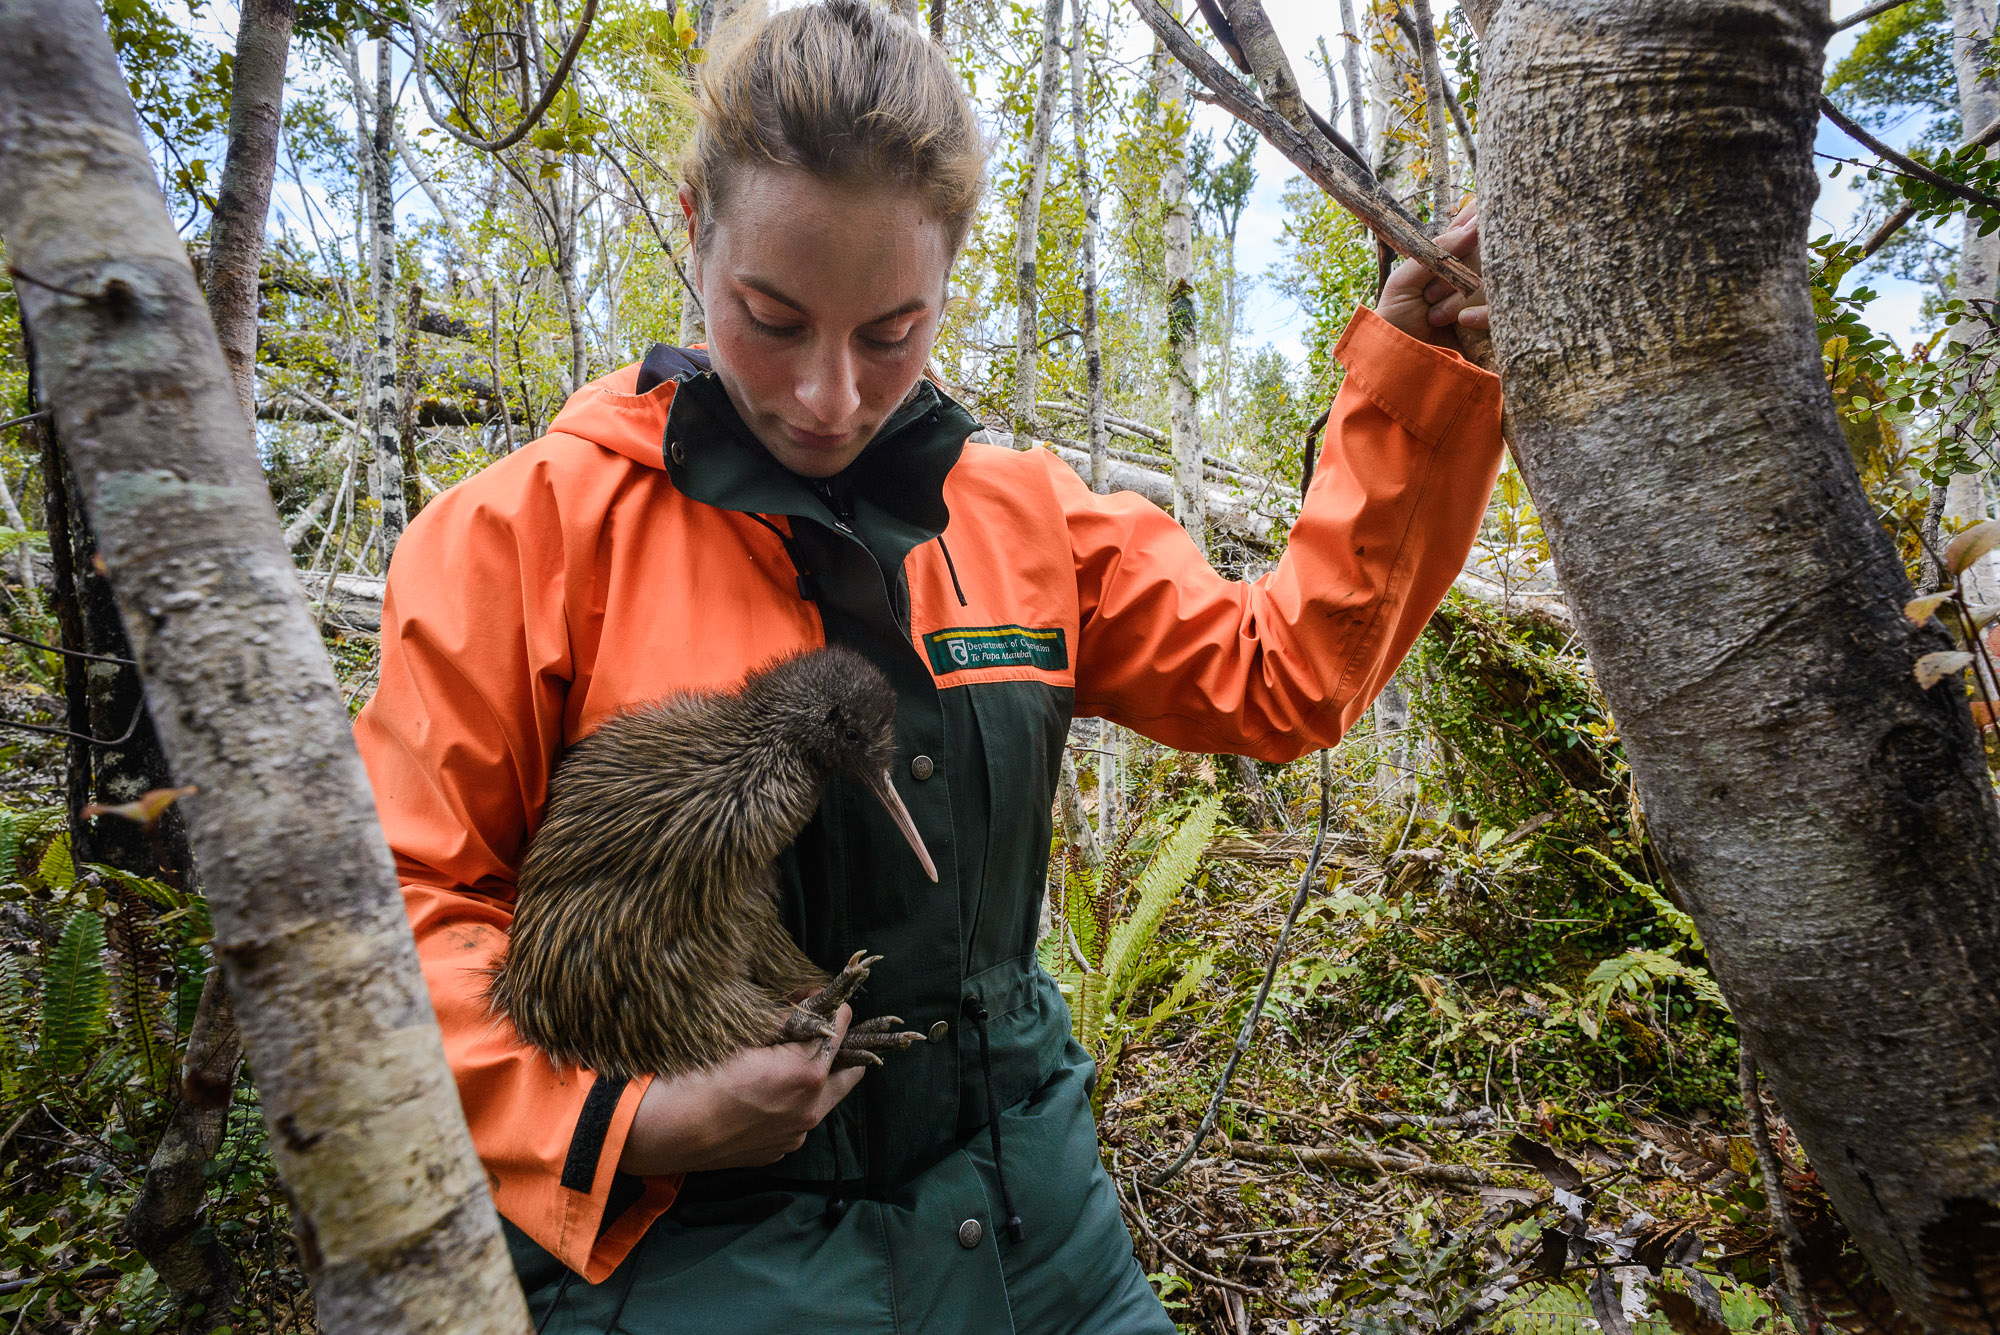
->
<box><xmin>542</xmin><ymin>359</ymin><xmax>680</xmax><ymax>471</ymax></box>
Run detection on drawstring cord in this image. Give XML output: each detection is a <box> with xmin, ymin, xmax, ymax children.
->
<box><xmin>744</xmin><ymin>512</ymin><xmax>819</xmax><ymax>602</ymax></box>
<box><xmin>936</xmin><ymin>535</ymin><xmax>968</xmax><ymax>607</ymax></box>
<box><xmin>962</xmin><ymin>995</ymin><xmax>1025</xmax><ymax>1242</ymax></box>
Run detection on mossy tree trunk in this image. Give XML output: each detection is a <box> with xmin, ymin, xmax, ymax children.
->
<box><xmin>1479</xmin><ymin>2</ymin><xmax>2000</xmax><ymax>1327</ymax></box>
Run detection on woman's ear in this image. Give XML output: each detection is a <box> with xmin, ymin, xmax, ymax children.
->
<box><xmin>677</xmin><ymin>185</ymin><xmax>702</xmax><ymax>259</ymax></box>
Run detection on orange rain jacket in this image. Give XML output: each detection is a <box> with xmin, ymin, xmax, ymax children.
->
<box><xmin>353</xmin><ymin>304</ymin><xmax>1505</xmax><ymax>1283</ymax></box>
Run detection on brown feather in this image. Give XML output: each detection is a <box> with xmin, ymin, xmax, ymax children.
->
<box><xmin>487</xmin><ymin>647</ymin><xmax>902</xmax><ymax>1080</ymax></box>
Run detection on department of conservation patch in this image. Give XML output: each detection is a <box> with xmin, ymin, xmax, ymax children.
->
<box><xmin>924</xmin><ymin>625</ymin><xmax>1068</xmax><ymax>675</ymax></box>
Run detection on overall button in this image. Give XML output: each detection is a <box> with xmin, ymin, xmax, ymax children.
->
<box><xmin>910</xmin><ymin>754</ymin><xmax>935</xmax><ymax>781</ymax></box>
<box><xmin>957</xmin><ymin>1219</ymin><xmax>983</xmax><ymax>1249</ymax></box>
<box><xmin>927</xmin><ymin>1020</ymin><xmax>949</xmax><ymax>1042</ymax></box>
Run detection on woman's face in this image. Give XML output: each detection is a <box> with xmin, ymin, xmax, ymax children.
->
<box><xmin>683</xmin><ymin>167</ymin><xmax>953</xmax><ymax>478</ymax></box>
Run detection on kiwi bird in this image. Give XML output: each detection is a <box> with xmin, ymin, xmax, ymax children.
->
<box><xmin>488</xmin><ymin>647</ymin><xmax>940</xmax><ymax>1082</ymax></box>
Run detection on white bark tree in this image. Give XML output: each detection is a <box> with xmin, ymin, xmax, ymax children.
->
<box><xmin>1069</xmin><ymin>0</ymin><xmax>1109</xmax><ymax>492</ymax></box>
<box><xmin>1947</xmin><ymin>0</ymin><xmax>1999</xmax><ymax>604</ymax></box>
<box><xmin>1155</xmin><ymin>0</ymin><xmax>1204</xmax><ymax>551</ymax></box>
<box><xmin>0</xmin><ymin>1</ymin><xmax>530</xmax><ymax>1327</ymax></box>
<box><xmin>1012</xmin><ymin>0</ymin><xmax>1065</xmax><ymax>436</ymax></box>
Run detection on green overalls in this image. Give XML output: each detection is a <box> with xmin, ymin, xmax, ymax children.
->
<box><xmin>504</xmin><ymin>350</ymin><xmax>1175</xmax><ymax>1334</ymax></box>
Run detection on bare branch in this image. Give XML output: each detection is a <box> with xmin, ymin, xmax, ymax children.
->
<box><xmin>1128</xmin><ymin>0</ymin><xmax>1479</xmax><ymax>294</ymax></box>
<box><xmin>409</xmin><ymin>0</ymin><xmax>598</xmax><ymax>154</ymax></box>
<box><xmin>1835</xmin><ymin>0</ymin><xmax>1913</xmax><ymax>32</ymax></box>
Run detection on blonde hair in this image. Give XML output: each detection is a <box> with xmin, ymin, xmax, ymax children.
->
<box><xmin>680</xmin><ymin>0</ymin><xmax>986</xmax><ymax>253</ymax></box>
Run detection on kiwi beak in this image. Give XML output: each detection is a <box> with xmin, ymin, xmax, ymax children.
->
<box><xmin>868</xmin><ymin>769</ymin><xmax>939</xmax><ymax>883</ymax></box>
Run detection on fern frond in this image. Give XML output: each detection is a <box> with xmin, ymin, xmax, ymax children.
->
<box><xmin>39</xmin><ymin>908</ymin><xmax>109</xmax><ymax>1077</ymax></box>
<box><xmin>1102</xmin><ymin>795</ymin><xmax>1219</xmax><ymax>998</ymax></box>
<box><xmin>1065</xmin><ymin>858</ymin><xmax>1103</xmax><ymax>965</ymax></box>
<box><xmin>36</xmin><ymin>832</ymin><xmax>76</xmax><ymax>893</ymax></box>
<box><xmin>0</xmin><ymin>806</ymin><xmax>59</xmax><ymax>880</ymax></box>
<box><xmin>1582</xmin><ymin>847</ymin><xmax>1701</xmax><ymax>945</ymax></box>
<box><xmin>1138</xmin><ymin>951</ymin><xmax>1215</xmax><ymax>1039</ymax></box>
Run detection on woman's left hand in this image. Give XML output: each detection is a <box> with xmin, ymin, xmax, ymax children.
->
<box><xmin>1376</xmin><ymin>201</ymin><xmax>1488</xmax><ymax>352</ymax></box>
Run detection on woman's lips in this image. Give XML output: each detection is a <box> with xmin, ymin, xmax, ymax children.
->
<box><xmin>783</xmin><ymin>422</ymin><xmax>850</xmax><ymax>450</ymax></box>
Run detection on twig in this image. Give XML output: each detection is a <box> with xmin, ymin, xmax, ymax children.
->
<box><xmin>1120</xmin><ymin>1164</ymin><xmax>1268</xmax><ymax>1298</ymax></box>
<box><xmin>0</xmin><ymin>701</ymin><xmax>144</xmax><ymax>746</ymax></box>
<box><xmin>1820</xmin><ymin>97</ymin><xmax>2000</xmax><ymax>215</ymax></box>
<box><xmin>409</xmin><ymin>0</ymin><xmax>599</xmax><ymax>154</ymax></box>
<box><xmin>1152</xmin><ymin>749</ymin><xmax>1333</xmax><ymax>1187</ymax></box>
<box><xmin>0</xmin><ymin>626</ymin><xmax>135</xmax><ymax>665</ymax></box>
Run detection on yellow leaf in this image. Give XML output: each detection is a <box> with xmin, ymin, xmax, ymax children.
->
<box><xmin>82</xmin><ymin>785</ymin><xmax>198</xmax><ymax>831</ymax></box>
<box><xmin>1905</xmin><ymin>592</ymin><xmax>1953</xmax><ymax>623</ymax></box>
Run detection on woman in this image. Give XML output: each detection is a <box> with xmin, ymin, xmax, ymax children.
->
<box><xmin>354</xmin><ymin>2</ymin><xmax>1503</xmax><ymax>1330</ymax></box>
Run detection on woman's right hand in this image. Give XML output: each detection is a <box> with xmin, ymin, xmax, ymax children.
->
<box><xmin>615</xmin><ymin>1003</ymin><xmax>867</xmax><ymax>1176</ymax></box>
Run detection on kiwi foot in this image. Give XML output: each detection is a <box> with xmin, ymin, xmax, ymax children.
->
<box><xmin>832</xmin><ymin>1014</ymin><xmax>928</xmax><ymax>1069</ymax></box>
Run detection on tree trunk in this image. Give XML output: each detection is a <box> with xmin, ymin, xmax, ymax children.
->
<box><xmin>1012</xmin><ymin>0</ymin><xmax>1064</xmax><ymax>437</ymax></box>
<box><xmin>1156</xmin><ymin>0</ymin><xmax>1204</xmax><ymax>551</ymax></box>
<box><xmin>370</xmin><ymin>39</ymin><xmax>407</xmax><ymax>565</ymax></box>
<box><xmin>204</xmin><ymin>0</ymin><xmax>293</xmax><ymax>425</ymax></box>
<box><xmin>1069</xmin><ymin>0</ymin><xmax>1109</xmax><ymax>492</ymax></box>
<box><xmin>1946</xmin><ymin>0</ymin><xmax>1999</xmax><ymax>604</ymax></box>
<box><xmin>1408</xmin><ymin>0</ymin><xmax>1454</xmax><ymax>221</ymax></box>
<box><xmin>1365</xmin><ymin>1</ymin><xmax>1416</xmax><ymax>204</ymax></box>
<box><xmin>0</xmin><ymin>1</ymin><xmax>531</xmax><ymax>1328</ymax></box>
<box><xmin>1478</xmin><ymin>4</ymin><xmax>2000</xmax><ymax>1327</ymax></box>
<box><xmin>1339</xmin><ymin>0</ymin><xmax>1367</xmax><ymax>151</ymax></box>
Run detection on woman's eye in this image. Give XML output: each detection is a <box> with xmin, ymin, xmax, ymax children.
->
<box><xmin>747</xmin><ymin>313</ymin><xmax>802</xmax><ymax>339</ymax></box>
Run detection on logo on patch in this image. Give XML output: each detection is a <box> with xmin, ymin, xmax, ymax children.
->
<box><xmin>925</xmin><ymin>625</ymin><xmax>1068</xmax><ymax>675</ymax></box>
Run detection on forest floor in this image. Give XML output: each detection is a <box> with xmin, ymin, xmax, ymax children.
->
<box><xmin>0</xmin><ymin>605</ymin><xmax>1832</xmax><ymax>1335</ymax></box>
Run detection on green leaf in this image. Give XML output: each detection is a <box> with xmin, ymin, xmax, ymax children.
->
<box><xmin>39</xmin><ymin>908</ymin><xmax>109</xmax><ymax>1077</ymax></box>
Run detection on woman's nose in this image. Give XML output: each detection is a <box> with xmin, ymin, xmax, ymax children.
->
<box><xmin>794</xmin><ymin>337</ymin><xmax>861</xmax><ymax>427</ymax></box>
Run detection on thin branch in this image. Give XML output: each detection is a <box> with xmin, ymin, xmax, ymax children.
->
<box><xmin>0</xmin><ymin>626</ymin><xmax>135</xmax><ymax>665</ymax></box>
<box><xmin>1821</xmin><ymin>96</ymin><xmax>2000</xmax><ymax>214</ymax></box>
<box><xmin>1152</xmin><ymin>749</ymin><xmax>1333</xmax><ymax>1187</ymax></box>
<box><xmin>409</xmin><ymin>0</ymin><xmax>598</xmax><ymax>154</ymax></box>
<box><xmin>1835</xmin><ymin>0</ymin><xmax>1913</xmax><ymax>31</ymax></box>
<box><xmin>1858</xmin><ymin>107</ymin><xmax>2000</xmax><ymax>258</ymax></box>
<box><xmin>1128</xmin><ymin>0</ymin><xmax>1477</xmax><ymax>294</ymax></box>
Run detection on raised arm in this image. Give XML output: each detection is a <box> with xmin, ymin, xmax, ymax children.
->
<box><xmin>1064</xmin><ymin>300</ymin><xmax>1505</xmax><ymax>759</ymax></box>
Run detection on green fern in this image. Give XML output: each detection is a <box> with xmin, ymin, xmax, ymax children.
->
<box><xmin>36</xmin><ymin>831</ymin><xmax>76</xmax><ymax>893</ymax></box>
<box><xmin>1582</xmin><ymin>846</ymin><xmax>1701</xmax><ymax>945</ymax></box>
<box><xmin>1582</xmin><ymin>947</ymin><xmax>1728</xmax><ymax>1036</ymax></box>
<box><xmin>1137</xmin><ymin>950</ymin><xmax>1215</xmax><ymax>1040</ymax></box>
<box><xmin>0</xmin><ymin>806</ymin><xmax>59</xmax><ymax>881</ymax></box>
<box><xmin>39</xmin><ymin>908</ymin><xmax>109</xmax><ymax>1077</ymax></box>
<box><xmin>1101</xmin><ymin>795</ymin><xmax>1219</xmax><ymax>996</ymax></box>
<box><xmin>1064</xmin><ymin>859</ymin><xmax>1104</xmax><ymax>965</ymax></box>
